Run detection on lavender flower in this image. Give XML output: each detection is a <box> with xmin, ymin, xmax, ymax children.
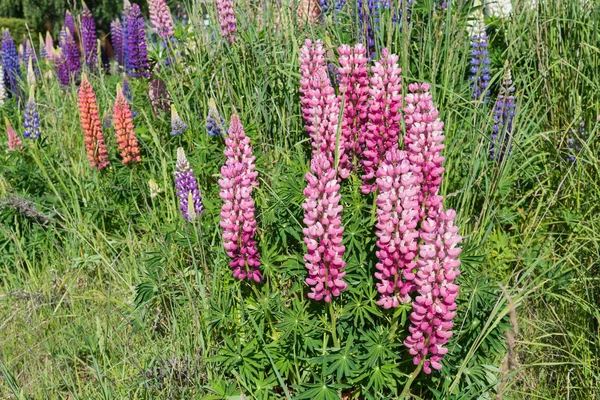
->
<box><xmin>1</xmin><ymin>29</ymin><xmax>21</xmax><ymax>98</ymax></box>
<box><xmin>81</xmin><ymin>3</ymin><xmax>99</xmax><ymax>69</ymax></box>
<box><xmin>490</xmin><ymin>63</ymin><xmax>515</xmax><ymax>160</ymax></box>
<box><xmin>23</xmin><ymin>89</ymin><xmax>41</xmax><ymax>139</ymax></box>
<box><xmin>206</xmin><ymin>98</ymin><xmax>226</xmax><ymax>136</ymax></box>
<box><xmin>122</xmin><ymin>75</ymin><xmax>138</xmax><ymax>117</ymax></box>
<box><xmin>111</xmin><ymin>20</ymin><xmax>125</xmax><ymax>67</ymax></box>
<box><xmin>65</xmin><ymin>11</ymin><xmax>77</xmax><ymax>39</ymax></box>
<box><xmin>54</xmin><ymin>48</ymin><xmax>70</xmax><ymax>86</ymax></box>
<box><xmin>126</xmin><ymin>3</ymin><xmax>150</xmax><ymax>78</ymax></box>
<box><xmin>171</xmin><ymin>105</ymin><xmax>187</xmax><ymax>135</ymax></box>
<box><xmin>149</xmin><ymin>78</ymin><xmax>171</xmax><ymax>115</ymax></box>
<box><xmin>469</xmin><ymin>20</ymin><xmax>490</xmax><ymax>101</ymax></box>
<box><xmin>60</xmin><ymin>28</ymin><xmax>81</xmax><ymax>83</ymax></box>
<box><xmin>174</xmin><ymin>147</ymin><xmax>204</xmax><ymax>221</ymax></box>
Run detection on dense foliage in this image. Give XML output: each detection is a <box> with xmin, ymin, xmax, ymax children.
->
<box><xmin>0</xmin><ymin>0</ymin><xmax>599</xmax><ymax>399</ymax></box>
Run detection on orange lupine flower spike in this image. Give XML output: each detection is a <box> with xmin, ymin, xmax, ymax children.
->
<box><xmin>113</xmin><ymin>84</ymin><xmax>141</xmax><ymax>165</ymax></box>
<box><xmin>78</xmin><ymin>74</ymin><xmax>110</xmax><ymax>170</ymax></box>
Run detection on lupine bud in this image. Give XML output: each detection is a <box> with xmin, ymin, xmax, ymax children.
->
<box><xmin>374</xmin><ymin>148</ymin><xmax>421</xmax><ymax>308</ymax></box>
<box><xmin>1</xmin><ymin>29</ymin><xmax>21</xmax><ymax>98</ymax></box>
<box><xmin>206</xmin><ymin>98</ymin><xmax>226</xmax><ymax>136</ymax></box>
<box><xmin>299</xmin><ymin>39</ymin><xmax>348</xmax><ymax>178</ymax></box>
<box><xmin>110</xmin><ymin>20</ymin><xmax>124</xmax><ymax>66</ymax></box>
<box><xmin>361</xmin><ymin>49</ymin><xmax>402</xmax><ymax>193</ymax></box>
<box><xmin>81</xmin><ymin>3</ymin><xmax>98</xmax><ymax>69</ymax></box>
<box><xmin>0</xmin><ymin>65</ymin><xmax>5</xmax><ymax>106</ymax></box>
<box><xmin>44</xmin><ymin>32</ymin><xmax>54</xmax><ymax>61</ymax></box>
<box><xmin>78</xmin><ymin>74</ymin><xmax>110</xmax><ymax>170</ymax></box>
<box><xmin>64</xmin><ymin>11</ymin><xmax>77</xmax><ymax>39</ymax></box>
<box><xmin>338</xmin><ymin>43</ymin><xmax>369</xmax><ymax>172</ymax></box>
<box><xmin>27</xmin><ymin>58</ymin><xmax>35</xmax><ymax>87</ymax></box>
<box><xmin>490</xmin><ymin>62</ymin><xmax>515</xmax><ymax>160</ymax></box>
<box><xmin>149</xmin><ymin>78</ymin><xmax>171</xmax><ymax>115</ymax></box>
<box><xmin>302</xmin><ymin>153</ymin><xmax>347</xmax><ymax>302</ymax></box>
<box><xmin>174</xmin><ymin>147</ymin><xmax>204</xmax><ymax>220</ymax></box>
<box><xmin>113</xmin><ymin>84</ymin><xmax>142</xmax><ymax>165</ymax></box>
<box><xmin>21</xmin><ymin>38</ymin><xmax>37</xmax><ymax>72</ymax></box>
<box><xmin>469</xmin><ymin>19</ymin><xmax>490</xmax><ymax>101</ymax></box>
<box><xmin>404</xmin><ymin>206</ymin><xmax>461</xmax><ymax>374</ymax></box>
<box><xmin>149</xmin><ymin>0</ymin><xmax>175</xmax><ymax>39</ymax></box>
<box><xmin>218</xmin><ymin>114</ymin><xmax>262</xmax><ymax>282</ymax></box>
<box><xmin>5</xmin><ymin>117</ymin><xmax>22</xmax><ymax>151</ymax></box>
<box><xmin>403</xmin><ymin>83</ymin><xmax>445</xmax><ymax>219</ymax></box>
<box><xmin>171</xmin><ymin>105</ymin><xmax>187</xmax><ymax>135</ymax></box>
<box><xmin>126</xmin><ymin>3</ymin><xmax>150</xmax><ymax>78</ymax></box>
<box><xmin>215</xmin><ymin>0</ymin><xmax>238</xmax><ymax>44</ymax></box>
<box><xmin>38</xmin><ymin>33</ymin><xmax>47</xmax><ymax>60</ymax></box>
<box><xmin>23</xmin><ymin>88</ymin><xmax>41</xmax><ymax>140</ymax></box>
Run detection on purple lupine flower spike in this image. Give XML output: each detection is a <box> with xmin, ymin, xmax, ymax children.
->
<box><xmin>65</xmin><ymin>11</ymin><xmax>77</xmax><ymax>39</ymax></box>
<box><xmin>206</xmin><ymin>98</ymin><xmax>226</xmax><ymax>136</ymax></box>
<box><xmin>149</xmin><ymin>78</ymin><xmax>171</xmax><ymax>115</ymax></box>
<box><xmin>126</xmin><ymin>3</ymin><xmax>150</xmax><ymax>78</ymax></box>
<box><xmin>81</xmin><ymin>3</ymin><xmax>99</xmax><ymax>69</ymax></box>
<box><xmin>23</xmin><ymin>88</ymin><xmax>41</xmax><ymax>139</ymax></box>
<box><xmin>171</xmin><ymin>105</ymin><xmax>187</xmax><ymax>135</ymax></box>
<box><xmin>490</xmin><ymin>62</ymin><xmax>516</xmax><ymax>160</ymax></box>
<box><xmin>54</xmin><ymin>48</ymin><xmax>70</xmax><ymax>86</ymax></box>
<box><xmin>149</xmin><ymin>0</ymin><xmax>175</xmax><ymax>39</ymax></box>
<box><xmin>469</xmin><ymin>19</ymin><xmax>490</xmax><ymax>101</ymax></box>
<box><xmin>60</xmin><ymin>27</ymin><xmax>81</xmax><ymax>83</ymax></box>
<box><xmin>110</xmin><ymin>20</ymin><xmax>124</xmax><ymax>66</ymax></box>
<box><xmin>1</xmin><ymin>29</ymin><xmax>21</xmax><ymax>98</ymax></box>
<box><xmin>174</xmin><ymin>147</ymin><xmax>205</xmax><ymax>221</ymax></box>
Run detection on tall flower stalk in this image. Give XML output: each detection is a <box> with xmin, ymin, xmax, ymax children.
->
<box><xmin>126</xmin><ymin>4</ymin><xmax>150</xmax><ymax>78</ymax></box>
<box><xmin>60</xmin><ymin>28</ymin><xmax>81</xmax><ymax>83</ymax></box>
<box><xmin>81</xmin><ymin>3</ymin><xmax>98</xmax><ymax>69</ymax></box>
<box><xmin>361</xmin><ymin>49</ymin><xmax>402</xmax><ymax>194</ymax></box>
<box><xmin>110</xmin><ymin>20</ymin><xmax>124</xmax><ymax>67</ymax></box>
<box><xmin>490</xmin><ymin>62</ymin><xmax>515</xmax><ymax>160</ymax></box>
<box><xmin>174</xmin><ymin>147</ymin><xmax>204</xmax><ymax>220</ymax></box>
<box><xmin>171</xmin><ymin>105</ymin><xmax>187</xmax><ymax>135</ymax></box>
<box><xmin>23</xmin><ymin>88</ymin><xmax>41</xmax><ymax>139</ymax></box>
<box><xmin>215</xmin><ymin>0</ymin><xmax>238</xmax><ymax>44</ymax></box>
<box><xmin>5</xmin><ymin>117</ymin><xmax>22</xmax><ymax>151</ymax></box>
<box><xmin>113</xmin><ymin>84</ymin><xmax>142</xmax><ymax>165</ymax></box>
<box><xmin>218</xmin><ymin>114</ymin><xmax>262</xmax><ymax>282</ymax></box>
<box><xmin>206</xmin><ymin>98</ymin><xmax>226</xmax><ymax>136</ymax></box>
<box><xmin>1</xmin><ymin>29</ymin><xmax>21</xmax><ymax>98</ymax></box>
<box><xmin>78</xmin><ymin>74</ymin><xmax>110</xmax><ymax>170</ymax></box>
<box><xmin>149</xmin><ymin>0</ymin><xmax>175</xmax><ymax>39</ymax></box>
<box><xmin>469</xmin><ymin>19</ymin><xmax>490</xmax><ymax>101</ymax></box>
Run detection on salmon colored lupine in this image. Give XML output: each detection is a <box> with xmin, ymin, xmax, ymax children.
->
<box><xmin>361</xmin><ymin>49</ymin><xmax>402</xmax><ymax>194</ymax></box>
<box><xmin>374</xmin><ymin>148</ymin><xmax>421</xmax><ymax>308</ymax></box>
<box><xmin>338</xmin><ymin>43</ymin><xmax>369</xmax><ymax>172</ymax></box>
<box><xmin>218</xmin><ymin>114</ymin><xmax>261</xmax><ymax>282</ymax></box>
<box><xmin>113</xmin><ymin>84</ymin><xmax>141</xmax><ymax>165</ymax></box>
<box><xmin>78</xmin><ymin>74</ymin><xmax>109</xmax><ymax>170</ymax></box>
<box><xmin>403</xmin><ymin>83</ymin><xmax>445</xmax><ymax>219</ymax></box>
<box><xmin>5</xmin><ymin>117</ymin><xmax>22</xmax><ymax>151</ymax></box>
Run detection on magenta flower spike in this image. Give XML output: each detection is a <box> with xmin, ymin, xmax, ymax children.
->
<box><xmin>215</xmin><ymin>0</ymin><xmax>237</xmax><ymax>44</ymax></box>
<box><xmin>299</xmin><ymin>39</ymin><xmax>349</xmax><ymax>178</ymax></box>
<box><xmin>374</xmin><ymin>148</ymin><xmax>421</xmax><ymax>308</ymax></box>
<box><xmin>360</xmin><ymin>49</ymin><xmax>402</xmax><ymax>194</ymax></box>
<box><xmin>404</xmin><ymin>206</ymin><xmax>461</xmax><ymax>374</ymax></box>
<box><xmin>302</xmin><ymin>153</ymin><xmax>347</xmax><ymax>302</ymax></box>
<box><xmin>403</xmin><ymin>83</ymin><xmax>445</xmax><ymax>218</ymax></box>
<box><xmin>149</xmin><ymin>0</ymin><xmax>175</xmax><ymax>39</ymax></box>
<box><xmin>218</xmin><ymin>114</ymin><xmax>262</xmax><ymax>283</ymax></box>
<box><xmin>338</xmin><ymin>43</ymin><xmax>370</xmax><ymax>172</ymax></box>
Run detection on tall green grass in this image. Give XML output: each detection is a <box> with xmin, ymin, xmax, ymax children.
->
<box><xmin>0</xmin><ymin>0</ymin><xmax>598</xmax><ymax>398</ymax></box>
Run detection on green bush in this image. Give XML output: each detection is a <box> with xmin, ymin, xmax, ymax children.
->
<box><xmin>0</xmin><ymin>17</ymin><xmax>29</xmax><ymax>44</ymax></box>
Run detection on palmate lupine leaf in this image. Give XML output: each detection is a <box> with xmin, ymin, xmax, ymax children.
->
<box><xmin>325</xmin><ymin>332</ymin><xmax>359</xmax><ymax>381</ymax></box>
<box><xmin>295</xmin><ymin>382</ymin><xmax>349</xmax><ymax>400</ymax></box>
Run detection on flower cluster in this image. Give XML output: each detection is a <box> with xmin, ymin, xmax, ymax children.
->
<box><xmin>404</xmin><ymin>206</ymin><xmax>461</xmax><ymax>374</ymax></box>
<box><xmin>174</xmin><ymin>147</ymin><xmax>204</xmax><ymax>220</ymax></box>
<box><xmin>81</xmin><ymin>4</ymin><xmax>98</xmax><ymax>69</ymax></box>
<box><xmin>111</xmin><ymin>20</ymin><xmax>125</xmax><ymax>67</ymax></box>
<box><xmin>64</xmin><ymin>11</ymin><xmax>77</xmax><ymax>39</ymax></box>
<box><xmin>218</xmin><ymin>114</ymin><xmax>262</xmax><ymax>282</ymax></box>
<box><xmin>171</xmin><ymin>105</ymin><xmax>187</xmax><ymax>135</ymax></box>
<box><xmin>338</xmin><ymin>43</ymin><xmax>369</xmax><ymax>173</ymax></box>
<box><xmin>54</xmin><ymin>48</ymin><xmax>70</xmax><ymax>86</ymax></box>
<box><xmin>403</xmin><ymin>83</ymin><xmax>445</xmax><ymax>218</ymax></box>
<box><xmin>206</xmin><ymin>98</ymin><xmax>226</xmax><ymax>136</ymax></box>
<box><xmin>319</xmin><ymin>0</ymin><xmax>346</xmax><ymax>15</ymax></box>
<box><xmin>21</xmin><ymin>39</ymin><xmax>37</xmax><ymax>73</ymax></box>
<box><xmin>149</xmin><ymin>0</ymin><xmax>175</xmax><ymax>39</ymax></box>
<box><xmin>23</xmin><ymin>90</ymin><xmax>41</xmax><ymax>139</ymax></box>
<box><xmin>78</xmin><ymin>74</ymin><xmax>110</xmax><ymax>170</ymax></box>
<box><xmin>374</xmin><ymin>148</ymin><xmax>420</xmax><ymax>308</ymax></box>
<box><xmin>302</xmin><ymin>153</ymin><xmax>347</xmax><ymax>302</ymax></box>
<box><xmin>490</xmin><ymin>64</ymin><xmax>516</xmax><ymax>160</ymax></box>
<box><xmin>44</xmin><ymin>32</ymin><xmax>54</xmax><ymax>61</ymax></box>
<box><xmin>60</xmin><ymin>27</ymin><xmax>81</xmax><ymax>83</ymax></box>
<box><xmin>2</xmin><ymin>29</ymin><xmax>21</xmax><ymax>98</ymax></box>
<box><xmin>126</xmin><ymin>4</ymin><xmax>150</xmax><ymax>78</ymax></box>
<box><xmin>299</xmin><ymin>40</ymin><xmax>348</xmax><ymax>178</ymax></box>
<box><xmin>5</xmin><ymin>117</ymin><xmax>22</xmax><ymax>151</ymax></box>
<box><xmin>361</xmin><ymin>49</ymin><xmax>402</xmax><ymax>194</ymax></box>
<box><xmin>113</xmin><ymin>85</ymin><xmax>142</xmax><ymax>165</ymax></box>
<box><xmin>215</xmin><ymin>0</ymin><xmax>238</xmax><ymax>44</ymax></box>
<box><xmin>469</xmin><ymin>20</ymin><xmax>490</xmax><ymax>101</ymax></box>
<box><xmin>149</xmin><ymin>78</ymin><xmax>171</xmax><ymax>115</ymax></box>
